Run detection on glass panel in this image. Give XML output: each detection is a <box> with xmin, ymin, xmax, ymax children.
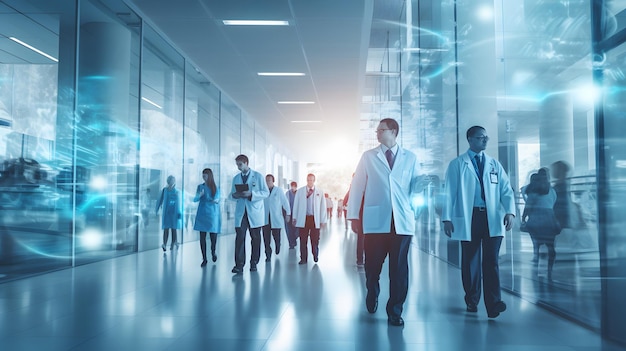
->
<box><xmin>600</xmin><ymin>40</ymin><xmax>626</xmax><ymax>343</ymax></box>
<box><xmin>0</xmin><ymin>0</ymin><xmax>67</xmax><ymax>281</ymax></box>
<box><xmin>400</xmin><ymin>0</ymin><xmax>459</xmax><ymax>262</ymax></box>
<box><xmin>74</xmin><ymin>0</ymin><xmax>141</xmax><ymax>264</ymax></box>
<box><xmin>220</xmin><ymin>96</ymin><xmax>241</xmax><ymax>235</ymax></box>
<box><xmin>183</xmin><ymin>63</ymin><xmax>220</xmax><ymax>242</ymax></box>
<box><xmin>138</xmin><ymin>25</ymin><xmax>184</xmax><ymax>251</ymax></box>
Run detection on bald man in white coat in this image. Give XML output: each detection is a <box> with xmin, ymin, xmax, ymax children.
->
<box><xmin>347</xmin><ymin>118</ymin><xmax>424</xmax><ymax>327</ymax></box>
<box><xmin>442</xmin><ymin>126</ymin><xmax>515</xmax><ymax>318</ymax></box>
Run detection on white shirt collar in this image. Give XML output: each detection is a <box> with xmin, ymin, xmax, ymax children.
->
<box><xmin>381</xmin><ymin>144</ymin><xmax>399</xmax><ymax>155</ymax></box>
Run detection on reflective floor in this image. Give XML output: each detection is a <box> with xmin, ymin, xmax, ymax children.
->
<box><xmin>0</xmin><ymin>217</ymin><xmax>623</xmax><ymax>351</ymax></box>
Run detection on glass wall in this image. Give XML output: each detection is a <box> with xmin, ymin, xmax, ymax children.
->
<box><xmin>137</xmin><ymin>25</ymin><xmax>184</xmax><ymax>250</ymax></box>
<box><xmin>389</xmin><ymin>0</ymin><xmax>609</xmax><ymax>335</ymax></box>
<box><xmin>219</xmin><ymin>95</ymin><xmax>241</xmax><ymax>235</ymax></box>
<box><xmin>0</xmin><ymin>0</ymin><xmax>67</xmax><ymax>278</ymax></box>
<box><xmin>0</xmin><ymin>0</ymin><xmax>296</xmax><ymax>283</ymax></box>
<box><xmin>74</xmin><ymin>0</ymin><xmax>141</xmax><ymax>264</ymax></box>
<box><xmin>182</xmin><ymin>62</ymin><xmax>221</xmax><ymax>242</ymax></box>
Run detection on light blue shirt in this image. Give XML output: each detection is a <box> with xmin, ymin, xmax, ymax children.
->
<box><xmin>467</xmin><ymin>150</ymin><xmax>486</xmax><ymax>207</ymax></box>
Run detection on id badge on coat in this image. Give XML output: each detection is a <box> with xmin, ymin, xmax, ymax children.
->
<box><xmin>490</xmin><ymin>172</ymin><xmax>498</xmax><ymax>184</ymax></box>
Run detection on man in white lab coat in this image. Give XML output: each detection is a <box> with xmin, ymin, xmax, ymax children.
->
<box><xmin>442</xmin><ymin>126</ymin><xmax>516</xmax><ymax>318</ymax></box>
<box><xmin>229</xmin><ymin>154</ymin><xmax>269</xmax><ymax>273</ymax></box>
<box><xmin>291</xmin><ymin>173</ymin><xmax>327</xmax><ymax>264</ymax></box>
<box><xmin>262</xmin><ymin>174</ymin><xmax>291</xmax><ymax>262</ymax></box>
<box><xmin>347</xmin><ymin>118</ymin><xmax>424</xmax><ymax>327</ymax></box>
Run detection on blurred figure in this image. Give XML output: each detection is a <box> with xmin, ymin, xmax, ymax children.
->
<box><xmin>521</xmin><ymin>171</ymin><xmax>561</xmax><ymax>280</ymax></box>
<box><xmin>141</xmin><ymin>188</ymin><xmax>151</xmax><ymax>227</ymax></box>
<box><xmin>325</xmin><ymin>193</ymin><xmax>334</xmax><ymax>218</ymax></box>
<box><xmin>337</xmin><ymin>198</ymin><xmax>344</xmax><ymax>218</ymax></box>
<box><xmin>551</xmin><ymin>161</ymin><xmax>572</xmax><ymax>230</ymax></box>
<box><xmin>292</xmin><ymin>174</ymin><xmax>327</xmax><ymax>264</ymax></box>
<box><xmin>344</xmin><ymin>188</ymin><xmax>364</xmax><ymax>266</ymax></box>
<box><xmin>262</xmin><ymin>174</ymin><xmax>291</xmax><ymax>262</ymax></box>
<box><xmin>285</xmin><ymin>181</ymin><xmax>299</xmax><ymax>249</ymax></box>
<box><xmin>155</xmin><ymin>175</ymin><xmax>181</xmax><ymax>251</ymax></box>
<box><xmin>193</xmin><ymin>168</ymin><xmax>221</xmax><ymax>267</ymax></box>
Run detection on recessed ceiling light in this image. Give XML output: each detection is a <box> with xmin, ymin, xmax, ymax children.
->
<box><xmin>277</xmin><ymin>101</ymin><xmax>315</xmax><ymax>104</ymax></box>
<box><xmin>257</xmin><ymin>72</ymin><xmax>305</xmax><ymax>76</ymax></box>
<box><xmin>223</xmin><ymin>20</ymin><xmax>289</xmax><ymax>26</ymax></box>
<box><xmin>141</xmin><ymin>97</ymin><xmax>162</xmax><ymax>109</ymax></box>
<box><xmin>290</xmin><ymin>120</ymin><xmax>321</xmax><ymax>123</ymax></box>
<box><xmin>9</xmin><ymin>37</ymin><xmax>58</xmax><ymax>62</ymax></box>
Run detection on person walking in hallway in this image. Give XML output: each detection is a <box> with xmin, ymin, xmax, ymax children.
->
<box><xmin>347</xmin><ymin>118</ymin><xmax>424</xmax><ymax>327</ymax></box>
<box><xmin>292</xmin><ymin>174</ymin><xmax>327</xmax><ymax>264</ymax></box>
<box><xmin>156</xmin><ymin>175</ymin><xmax>181</xmax><ymax>252</ymax></box>
<box><xmin>442</xmin><ymin>126</ymin><xmax>516</xmax><ymax>318</ymax></box>
<box><xmin>193</xmin><ymin>168</ymin><xmax>221</xmax><ymax>267</ymax></box>
<box><xmin>229</xmin><ymin>154</ymin><xmax>269</xmax><ymax>273</ymax></box>
<box><xmin>262</xmin><ymin>174</ymin><xmax>291</xmax><ymax>262</ymax></box>
<box><xmin>285</xmin><ymin>181</ymin><xmax>299</xmax><ymax>249</ymax></box>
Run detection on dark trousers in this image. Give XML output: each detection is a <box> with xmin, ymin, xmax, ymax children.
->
<box><xmin>262</xmin><ymin>224</ymin><xmax>281</xmax><ymax>258</ymax></box>
<box><xmin>299</xmin><ymin>216</ymin><xmax>320</xmax><ymax>262</ymax></box>
<box><xmin>200</xmin><ymin>232</ymin><xmax>217</xmax><ymax>260</ymax></box>
<box><xmin>163</xmin><ymin>229</ymin><xmax>177</xmax><ymax>248</ymax></box>
<box><xmin>461</xmin><ymin>208</ymin><xmax>503</xmax><ymax>312</ymax></box>
<box><xmin>234</xmin><ymin>211</ymin><xmax>261</xmax><ymax>268</ymax></box>
<box><xmin>364</xmin><ymin>228</ymin><xmax>412</xmax><ymax>319</ymax></box>
<box><xmin>285</xmin><ymin>215</ymin><xmax>298</xmax><ymax>248</ymax></box>
<box><xmin>354</xmin><ymin>220</ymin><xmax>365</xmax><ymax>264</ymax></box>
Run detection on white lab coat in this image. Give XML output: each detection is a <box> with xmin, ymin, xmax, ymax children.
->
<box><xmin>264</xmin><ymin>186</ymin><xmax>291</xmax><ymax>230</ymax></box>
<box><xmin>292</xmin><ymin>186</ymin><xmax>327</xmax><ymax>228</ymax></box>
<box><xmin>347</xmin><ymin>145</ymin><xmax>423</xmax><ymax>235</ymax></box>
<box><xmin>442</xmin><ymin>151</ymin><xmax>516</xmax><ymax>241</ymax></box>
<box><xmin>229</xmin><ymin>169</ymin><xmax>269</xmax><ymax>228</ymax></box>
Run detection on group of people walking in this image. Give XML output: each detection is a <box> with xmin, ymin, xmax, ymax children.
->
<box><xmin>155</xmin><ymin>118</ymin><xmax>523</xmax><ymax>327</ymax></box>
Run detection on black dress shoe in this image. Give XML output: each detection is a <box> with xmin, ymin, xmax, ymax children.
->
<box><xmin>231</xmin><ymin>266</ymin><xmax>243</xmax><ymax>274</ymax></box>
<box><xmin>212</xmin><ymin>254</ymin><xmax>217</xmax><ymax>262</ymax></box>
<box><xmin>487</xmin><ymin>301</ymin><xmax>507</xmax><ymax>318</ymax></box>
<box><xmin>388</xmin><ymin>316</ymin><xmax>404</xmax><ymax>326</ymax></box>
<box><xmin>276</xmin><ymin>246</ymin><xmax>280</xmax><ymax>255</ymax></box>
<box><xmin>466</xmin><ymin>304</ymin><xmax>478</xmax><ymax>313</ymax></box>
<box><xmin>298</xmin><ymin>260</ymin><xmax>307</xmax><ymax>265</ymax></box>
<box><xmin>313</xmin><ymin>256</ymin><xmax>318</xmax><ymax>263</ymax></box>
<box><xmin>250</xmin><ymin>265</ymin><xmax>257</xmax><ymax>272</ymax></box>
<box><xmin>265</xmin><ymin>257</ymin><xmax>271</xmax><ymax>262</ymax></box>
<box><xmin>200</xmin><ymin>260</ymin><xmax>208</xmax><ymax>267</ymax></box>
<box><xmin>366</xmin><ymin>293</ymin><xmax>378</xmax><ymax>314</ymax></box>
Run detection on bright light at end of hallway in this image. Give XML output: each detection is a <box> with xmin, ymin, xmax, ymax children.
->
<box><xmin>319</xmin><ymin>139</ymin><xmax>359</xmax><ymax>168</ymax></box>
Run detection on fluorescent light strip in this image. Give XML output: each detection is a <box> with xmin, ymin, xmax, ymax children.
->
<box><xmin>277</xmin><ymin>101</ymin><xmax>315</xmax><ymax>104</ymax></box>
<box><xmin>9</xmin><ymin>37</ymin><xmax>58</xmax><ymax>62</ymax></box>
<box><xmin>141</xmin><ymin>97</ymin><xmax>162</xmax><ymax>109</ymax></box>
<box><xmin>291</xmin><ymin>120</ymin><xmax>321</xmax><ymax>123</ymax></box>
<box><xmin>223</xmin><ymin>20</ymin><xmax>289</xmax><ymax>26</ymax></box>
<box><xmin>258</xmin><ymin>72</ymin><xmax>305</xmax><ymax>77</ymax></box>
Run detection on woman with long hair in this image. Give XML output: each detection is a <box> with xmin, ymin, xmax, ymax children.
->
<box><xmin>193</xmin><ymin>168</ymin><xmax>221</xmax><ymax>267</ymax></box>
<box><xmin>522</xmin><ymin>170</ymin><xmax>561</xmax><ymax>280</ymax></box>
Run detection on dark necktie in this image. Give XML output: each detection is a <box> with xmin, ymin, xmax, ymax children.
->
<box><xmin>475</xmin><ymin>154</ymin><xmax>485</xmax><ymax>200</ymax></box>
<box><xmin>307</xmin><ymin>188</ymin><xmax>314</xmax><ymax>198</ymax></box>
<box><xmin>385</xmin><ymin>149</ymin><xmax>394</xmax><ymax>170</ymax></box>
<box><xmin>241</xmin><ymin>173</ymin><xmax>248</xmax><ymax>184</ymax></box>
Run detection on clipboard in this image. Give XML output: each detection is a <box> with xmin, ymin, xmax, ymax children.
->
<box><xmin>235</xmin><ymin>184</ymin><xmax>249</xmax><ymax>192</ymax></box>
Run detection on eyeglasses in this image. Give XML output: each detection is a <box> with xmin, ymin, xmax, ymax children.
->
<box><xmin>473</xmin><ymin>136</ymin><xmax>489</xmax><ymax>142</ymax></box>
<box><xmin>375</xmin><ymin>129</ymin><xmax>391</xmax><ymax>134</ymax></box>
